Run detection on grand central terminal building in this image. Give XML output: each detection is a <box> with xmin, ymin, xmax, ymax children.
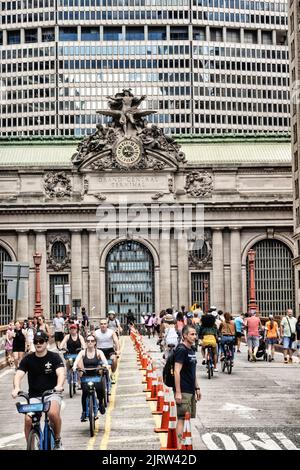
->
<box><xmin>0</xmin><ymin>92</ymin><xmax>296</xmax><ymax>324</ymax></box>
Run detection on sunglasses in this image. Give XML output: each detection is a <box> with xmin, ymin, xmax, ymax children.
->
<box><xmin>33</xmin><ymin>339</ymin><xmax>46</xmax><ymax>345</ymax></box>
<box><xmin>87</xmin><ymin>339</ymin><xmax>95</xmax><ymax>343</ymax></box>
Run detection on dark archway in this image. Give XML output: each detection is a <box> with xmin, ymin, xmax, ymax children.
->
<box><xmin>0</xmin><ymin>245</ymin><xmax>13</xmax><ymax>325</ymax></box>
<box><xmin>106</xmin><ymin>240</ymin><xmax>155</xmax><ymax>323</ymax></box>
<box><xmin>247</xmin><ymin>239</ymin><xmax>295</xmax><ymax>316</ymax></box>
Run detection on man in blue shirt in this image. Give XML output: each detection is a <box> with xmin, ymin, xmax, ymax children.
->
<box><xmin>234</xmin><ymin>313</ymin><xmax>245</xmax><ymax>353</ymax></box>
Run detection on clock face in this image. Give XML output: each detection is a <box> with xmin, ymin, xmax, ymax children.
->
<box><xmin>115</xmin><ymin>139</ymin><xmax>141</xmax><ymax>167</ymax></box>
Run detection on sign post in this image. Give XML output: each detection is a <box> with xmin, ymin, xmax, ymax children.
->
<box><xmin>3</xmin><ymin>262</ymin><xmax>30</xmax><ymax>321</ymax></box>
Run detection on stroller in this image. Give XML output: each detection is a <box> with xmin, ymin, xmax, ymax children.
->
<box><xmin>247</xmin><ymin>329</ymin><xmax>268</xmax><ymax>361</ymax></box>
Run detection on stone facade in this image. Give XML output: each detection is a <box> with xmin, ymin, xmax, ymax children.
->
<box><xmin>0</xmin><ymin>136</ymin><xmax>294</xmax><ymax>321</ymax></box>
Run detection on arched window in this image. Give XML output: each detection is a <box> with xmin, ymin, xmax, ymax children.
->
<box><xmin>0</xmin><ymin>246</ymin><xmax>13</xmax><ymax>325</ymax></box>
<box><xmin>51</xmin><ymin>241</ymin><xmax>66</xmax><ymax>263</ymax></box>
<box><xmin>106</xmin><ymin>241</ymin><xmax>155</xmax><ymax>324</ymax></box>
<box><xmin>247</xmin><ymin>239</ymin><xmax>295</xmax><ymax>316</ymax></box>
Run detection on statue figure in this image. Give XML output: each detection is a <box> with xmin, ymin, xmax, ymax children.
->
<box><xmin>97</xmin><ymin>89</ymin><xmax>156</xmax><ymax>136</ymax></box>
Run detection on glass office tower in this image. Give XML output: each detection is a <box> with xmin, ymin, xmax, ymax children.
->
<box><xmin>0</xmin><ymin>0</ymin><xmax>289</xmax><ymax>137</ymax></box>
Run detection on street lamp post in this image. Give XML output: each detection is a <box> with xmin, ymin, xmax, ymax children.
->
<box><xmin>248</xmin><ymin>249</ymin><xmax>258</xmax><ymax>314</ymax></box>
<box><xmin>33</xmin><ymin>252</ymin><xmax>43</xmax><ymax>317</ymax></box>
<box><xmin>204</xmin><ymin>279</ymin><xmax>209</xmax><ymax>314</ymax></box>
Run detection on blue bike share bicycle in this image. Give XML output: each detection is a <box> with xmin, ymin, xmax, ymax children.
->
<box><xmin>16</xmin><ymin>389</ymin><xmax>61</xmax><ymax>450</ymax></box>
<box><xmin>77</xmin><ymin>365</ymin><xmax>110</xmax><ymax>437</ymax></box>
<box><xmin>60</xmin><ymin>348</ymin><xmax>82</xmax><ymax>398</ymax></box>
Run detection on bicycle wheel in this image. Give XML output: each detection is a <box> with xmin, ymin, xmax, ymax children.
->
<box><xmin>69</xmin><ymin>377</ymin><xmax>73</xmax><ymax>398</ymax></box>
<box><xmin>27</xmin><ymin>429</ymin><xmax>41</xmax><ymax>450</ymax></box>
<box><xmin>222</xmin><ymin>359</ymin><xmax>226</xmax><ymax>372</ymax></box>
<box><xmin>47</xmin><ymin>427</ymin><xmax>55</xmax><ymax>450</ymax></box>
<box><xmin>89</xmin><ymin>395</ymin><xmax>95</xmax><ymax>437</ymax></box>
<box><xmin>227</xmin><ymin>361</ymin><xmax>232</xmax><ymax>375</ymax></box>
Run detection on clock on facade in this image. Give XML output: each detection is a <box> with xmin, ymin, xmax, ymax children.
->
<box><xmin>115</xmin><ymin>138</ymin><xmax>142</xmax><ymax>167</ymax></box>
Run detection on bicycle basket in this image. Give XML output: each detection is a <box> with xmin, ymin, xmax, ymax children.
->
<box><xmin>16</xmin><ymin>402</ymin><xmax>50</xmax><ymax>413</ymax></box>
<box><xmin>80</xmin><ymin>376</ymin><xmax>102</xmax><ymax>383</ymax></box>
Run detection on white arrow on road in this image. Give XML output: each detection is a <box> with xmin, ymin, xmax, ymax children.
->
<box><xmin>221</xmin><ymin>402</ymin><xmax>257</xmax><ymax>420</ymax></box>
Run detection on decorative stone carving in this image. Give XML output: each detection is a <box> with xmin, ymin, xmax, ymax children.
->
<box><xmin>185</xmin><ymin>171</ymin><xmax>213</xmax><ymax>198</ymax></box>
<box><xmin>44</xmin><ymin>172</ymin><xmax>72</xmax><ymax>199</ymax></box>
<box><xmin>94</xmin><ymin>193</ymin><xmax>107</xmax><ymax>201</ymax></box>
<box><xmin>189</xmin><ymin>231</ymin><xmax>212</xmax><ymax>269</ymax></box>
<box><xmin>71</xmin><ymin>90</ymin><xmax>186</xmax><ymax>172</ymax></box>
<box><xmin>151</xmin><ymin>192</ymin><xmax>164</xmax><ymax>200</ymax></box>
<box><xmin>80</xmin><ymin>176</ymin><xmax>89</xmax><ymax>199</ymax></box>
<box><xmin>47</xmin><ymin>233</ymin><xmax>71</xmax><ymax>271</ymax></box>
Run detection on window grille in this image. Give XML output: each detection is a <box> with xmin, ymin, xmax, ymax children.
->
<box><xmin>51</xmin><ymin>242</ymin><xmax>66</xmax><ymax>264</ymax></box>
<box><xmin>49</xmin><ymin>274</ymin><xmax>69</xmax><ymax>319</ymax></box>
<box><xmin>191</xmin><ymin>272</ymin><xmax>210</xmax><ymax>311</ymax></box>
<box><xmin>0</xmin><ymin>246</ymin><xmax>13</xmax><ymax>325</ymax></box>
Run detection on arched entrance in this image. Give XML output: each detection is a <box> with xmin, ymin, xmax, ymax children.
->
<box><xmin>247</xmin><ymin>239</ymin><xmax>295</xmax><ymax>316</ymax></box>
<box><xmin>0</xmin><ymin>245</ymin><xmax>13</xmax><ymax>325</ymax></box>
<box><xmin>106</xmin><ymin>240</ymin><xmax>155</xmax><ymax>323</ymax></box>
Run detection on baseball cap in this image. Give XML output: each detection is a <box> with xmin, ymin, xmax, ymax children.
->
<box><xmin>69</xmin><ymin>324</ymin><xmax>77</xmax><ymax>329</ymax></box>
<box><xmin>33</xmin><ymin>331</ymin><xmax>48</xmax><ymax>342</ymax></box>
<box><xmin>269</xmin><ymin>314</ymin><xmax>274</xmax><ymax>319</ymax></box>
<box><xmin>164</xmin><ymin>314</ymin><xmax>174</xmax><ymax>323</ymax></box>
<box><xmin>186</xmin><ymin>312</ymin><xmax>193</xmax><ymax>318</ymax></box>
<box><xmin>108</xmin><ymin>310</ymin><xmax>116</xmax><ymax>316</ymax></box>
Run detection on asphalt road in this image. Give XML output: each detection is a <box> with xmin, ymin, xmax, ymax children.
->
<box><xmin>0</xmin><ymin>336</ymin><xmax>299</xmax><ymax>451</ymax></box>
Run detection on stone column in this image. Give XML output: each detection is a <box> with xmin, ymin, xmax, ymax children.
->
<box><xmin>212</xmin><ymin>228</ymin><xmax>225</xmax><ymax>310</ymax></box>
<box><xmin>230</xmin><ymin>228</ymin><xmax>242</xmax><ymax>315</ymax></box>
<box><xmin>177</xmin><ymin>236</ymin><xmax>189</xmax><ymax>309</ymax></box>
<box><xmin>71</xmin><ymin>230</ymin><xmax>82</xmax><ymax>308</ymax></box>
<box><xmin>17</xmin><ymin>230</ymin><xmax>29</xmax><ymax>319</ymax></box>
<box><xmin>35</xmin><ymin>231</ymin><xmax>47</xmax><ymax>316</ymax></box>
<box><xmin>81</xmin><ymin>231</ymin><xmax>89</xmax><ymax>310</ymax></box>
<box><xmin>88</xmin><ymin>230</ymin><xmax>100</xmax><ymax>320</ymax></box>
<box><xmin>170</xmin><ymin>236</ymin><xmax>178</xmax><ymax>309</ymax></box>
<box><xmin>159</xmin><ymin>232</ymin><xmax>171</xmax><ymax>309</ymax></box>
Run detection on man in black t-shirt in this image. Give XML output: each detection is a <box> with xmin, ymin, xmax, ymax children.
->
<box><xmin>174</xmin><ymin>325</ymin><xmax>201</xmax><ymax>447</ymax></box>
<box><xmin>12</xmin><ymin>330</ymin><xmax>65</xmax><ymax>450</ymax></box>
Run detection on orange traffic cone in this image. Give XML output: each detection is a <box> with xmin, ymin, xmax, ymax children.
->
<box><xmin>146</xmin><ymin>366</ymin><xmax>158</xmax><ymax>401</ymax></box>
<box><xmin>142</xmin><ymin>356</ymin><xmax>152</xmax><ymax>384</ymax></box>
<box><xmin>143</xmin><ymin>361</ymin><xmax>153</xmax><ymax>392</ymax></box>
<box><xmin>154</xmin><ymin>387</ymin><xmax>170</xmax><ymax>433</ymax></box>
<box><xmin>152</xmin><ymin>378</ymin><xmax>164</xmax><ymax>415</ymax></box>
<box><xmin>180</xmin><ymin>412</ymin><xmax>193</xmax><ymax>450</ymax></box>
<box><xmin>161</xmin><ymin>400</ymin><xmax>178</xmax><ymax>450</ymax></box>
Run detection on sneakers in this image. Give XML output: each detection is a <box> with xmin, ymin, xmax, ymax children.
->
<box><xmin>268</xmin><ymin>355</ymin><xmax>272</xmax><ymax>362</ymax></box>
<box><xmin>81</xmin><ymin>412</ymin><xmax>87</xmax><ymax>422</ymax></box>
<box><xmin>213</xmin><ymin>368</ymin><xmax>218</xmax><ymax>372</ymax></box>
<box><xmin>202</xmin><ymin>359</ymin><xmax>206</xmax><ymax>365</ymax></box>
<box><xmin>53</xmin><ymin>438</ymin><xmax>64</xmax><ymax>450</ymax></box>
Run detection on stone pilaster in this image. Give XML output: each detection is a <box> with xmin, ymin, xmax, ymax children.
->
<box><xmin>81</xmin><ymin>231</ymin><xmax>89</xmax><ymax>311</ymax></box>
<box><xmin>170</xmin><ymin>236</ymin><xmax>178</xmax><ymax>309</ymax></box>
<box><xmin>212</xmin><ymin>228</ymin><xmax>225</xmax><ymax>310</ymax></box>
<box><xmin>230</xmin><ymin>228</ymin><xmax>242</xmax><ymax>315</ymax></box>
<box><xmin>88</xmin><ymin>230</ymin><xmax>100</xmax><ymax>320</ymax></box>
<box><xmin>17</xmin><ymin>230</ymin><xmax>29</xmax><ymax>319</ymax></box>
<box><xmin>159</xmin><ymin>232</ymin><xmax>171</xmax><ymax>309</ymax></box>
<box><xmin>71</xmin><ymin>230</ymin><xmax>82</xmax><ymax>305</ymax></box>
<box><xmin>177</xmin><ymin>236</ymin><xmax>189</xmax><ymax>309</ymax></box>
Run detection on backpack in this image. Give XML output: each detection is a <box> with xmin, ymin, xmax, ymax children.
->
<box><xmin>162</xmin><ymin>343</ymin><xmax>185</xmax><ymax>388</ymax></box>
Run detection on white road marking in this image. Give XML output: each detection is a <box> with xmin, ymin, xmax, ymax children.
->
<box><xmin>233</xmin><ymin>432</ymin><xmax>282</xmax><ymax>450</ymax></box>
<box><xmin>0</xmin><ymin>368</ymin><xmax>14</xmax><ymax>379</ymax></box>
<box><xmin>221</xmin><ymin>402</ymin><xmax>257</xmax><ymax>420</ymax></box>
<box><xmin>201</xmin><ymin>432</ymin><xmax>238</xmax><ymax>450</ymax></box>
<box><xmin>0</xmin><ymin>433</ymin><xmax>24</xmax><ymax>448</ymax></box>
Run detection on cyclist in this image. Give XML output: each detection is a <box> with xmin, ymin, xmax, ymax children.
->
<box><xmin>95</xmin><ymin>319</ymin><xmax>120</xmax><ymax>384</ymax></box>
<box><xmin>73</xmin><ymin>333</ymin><xmax>108</xmax><ymax>422</ymax></box>
<box><xmin>219</xmin><ymin>312</ymin><xmax>236</xmax><ymax>363</ymax></box>
<box><xmin>52</xmin><ymin>311</ymin><xmax>65</xmax><ymax>349</ymax></box>
<box><xmin>198</xmin><ymin>313</ymin><xmax>219</xmax><ymax>372</ymax></box>
<box><xmin>107</xmin><ymin>310</ymin><xmax>123</xmax><ymax>338</ymax></box>
<box><xmin>59</xmin><ymin>323</ymin><xmax>86</xmax><ymax>353</ymax></box>
<box><xmin>11</xmin><ymin>331</ymin><xmax>65</xmax><ymax>450</ymax></box>
<box><xmin>162</xmin><ymin>313</ymin><xmax>179</xmax><ymax>359</ymax></box>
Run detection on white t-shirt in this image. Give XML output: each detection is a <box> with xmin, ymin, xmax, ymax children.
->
<box><xmin>95</xmin><ymin>328</ymin><xmax>114</xmax><ymax>349</ymax></box>
<box><xmin>107</xmin><ymin>318</ymin><xmax>120</xmax><ymax>332</ymax></box>
<box><xmin>53</xmin><ymin>317</ymin><xmax>65</xmax><ymax>333</ymax></box>
<box><xmin>164</xmin><ymin>327</ymin><xmax>178</xmax><ymax>346</ymax></box>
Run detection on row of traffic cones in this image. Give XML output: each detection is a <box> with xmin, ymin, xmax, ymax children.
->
<box><xmin>129</xmin><ymin>325</ymin><xmax>193</xmax><ymax>450</ymax></box>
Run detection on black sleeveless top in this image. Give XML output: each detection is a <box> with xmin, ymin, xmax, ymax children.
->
<box><xmin>83</xmin><ymin>350</ymin><xmax>101</xmax><ymax>376</ymax></box>
<box><xmin>13</xmin><ymin>329</ymin><xmax>26</xmax><ymax>351</ymax></box>
<box><xmin>66</xmin><ymin>334</ymin><xmax>81</xmax><ymax>354</ymax></box>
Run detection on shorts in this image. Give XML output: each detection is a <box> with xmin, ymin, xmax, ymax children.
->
<box><xmin>30</xmin><ymin>394</ymin><xmax>62</xmax><ymax>408</ymax></box>
<box><xmin>283</xmin><ymin>336</ymin><xmax>294</xmax><ymax>349</ymax></box>
<box><xmin>266</xmin><ymin>338</ymin><xmax>277</xmax><ymax>345</ymax></box>
<box><xmin>236</xmin><ymin>332</ymin><xmax>242</xmax><ymax>338</ymax></box>
<box><xmin>176</xmin><ymin>393</ymin><xmax>196</xmax><ymax>419</ymax></box>
<box><xmin>247</xmin><ymin>336</ymin><xmax>259</xmax><ymax>349</ymax></box>
<box><xmin>101</xmin><ymin>348</ymin><xmax>115</xmax><ymax>360</ymax></box>
<box><xmin>54</xmin><ymin>332</ymin><xmax>64</xmax><ymax>342</ymax></box>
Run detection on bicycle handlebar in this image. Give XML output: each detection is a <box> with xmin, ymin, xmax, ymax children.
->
<box><xmin>16</xmin><ymin>389</ymin><xmax>63</xmax><ymax>404</ymax></box>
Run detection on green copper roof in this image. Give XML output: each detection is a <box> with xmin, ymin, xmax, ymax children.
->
<box><xmin>0</xmin><ymin>140</ymin><xmax>292</xmax><ymax>167</ymax></box>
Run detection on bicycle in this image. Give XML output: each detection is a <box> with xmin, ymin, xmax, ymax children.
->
<box><xmin>222</xmin><ymin>341</ymin><xmax>234</xmax><ymax>374</ymax></box>
<box><xmin>16</xmin><ymin>389</ymin><xmax>61</xmax><ymax>450</ymax></box>
<box><xmin>77</xmin><ymin>366</ymin><xmax>109</xmax><ymax>437</ymax></box>
<box><xmin>59</xmin><ymin>348</ymin><xmax>81</xmax><ymax>398</ymax></box>
<box><xmin>204</xmin><ymin>346</ymin><xmax>214</xmax><ymax>379</ymax></box>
